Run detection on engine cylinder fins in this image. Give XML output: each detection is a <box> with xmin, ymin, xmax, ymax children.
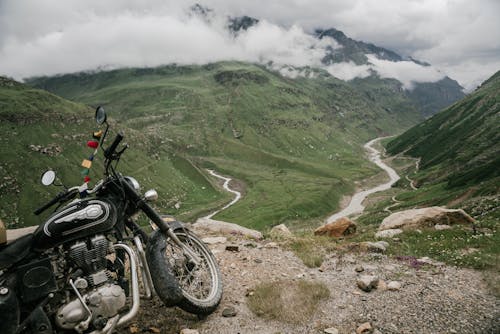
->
<box><xmin>68</xmin><ymin>235</ymin><xmax>109</xmax><ymax>274</ymax></box>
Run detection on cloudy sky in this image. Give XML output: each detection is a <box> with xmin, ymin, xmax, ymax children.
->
<box><xmin>0</xmin><ymin>0</ymin><xmax>498</xmax><ymax>91</ymax></box>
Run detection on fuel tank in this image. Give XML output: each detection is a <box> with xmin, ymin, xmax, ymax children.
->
<box><xmin>32</xmin><ymin>198</ymin><xmax>117</xmax><ymax>251</ymax></box>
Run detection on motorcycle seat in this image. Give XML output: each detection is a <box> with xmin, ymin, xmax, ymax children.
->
<box><xmin>0</xmin><ymin>234</ymin><xmax>34</xmax><ymax>269</ymax></box>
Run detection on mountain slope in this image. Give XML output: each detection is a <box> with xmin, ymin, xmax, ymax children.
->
<box><xmin>386</xmin><ymin>70</ymin><xmax>500</xmax><ymax>191</ymax></box>
<box><xmin>27</xmin><ymin>61</ymin><xmax>428</xmax><ymax>229</ymax></box>
<box><xmin>0</xmin><ymin>76</ymin><xmax>226</xmax><ymax>227</ymax></box>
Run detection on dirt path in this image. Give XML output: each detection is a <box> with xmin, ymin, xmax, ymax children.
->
<box><xmin>326</xmin><ymin>137</ymin><xmax>400</xmax><ymax>223</ymax></box>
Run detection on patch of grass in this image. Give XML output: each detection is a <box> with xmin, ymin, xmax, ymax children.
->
<box><xmin>247</xmin><ymin>280</ymin><xmax>330</xmax><ymax>323</ymax></box>
<box><xmin>285</xmin><ymin>234</ymin><xmax>338</xmax><ymax>268</ymax></box>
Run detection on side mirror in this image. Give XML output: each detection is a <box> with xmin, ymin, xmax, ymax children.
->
<box><xmin>144</xmin><ymin>189</ymin><xmax>158</xmax><ymax>202</ymax></box>
<box><xmin>95</xmin><ymin>106</ymin><xmax>107</xmax><ymax>125</ymax></box>
<box><xmin>41</xmin><ymin>170</ymin><xmax>56</xmax><ymax>186</ymax></box>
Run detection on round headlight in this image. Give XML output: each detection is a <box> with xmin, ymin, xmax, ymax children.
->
<box><xmin>124</xmin><ymin>176</ymin><xmax>141</xmax><ymax>191</ymax></box>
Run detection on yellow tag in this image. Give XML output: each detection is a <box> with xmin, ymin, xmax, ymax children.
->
<box><xmin>81</xmin><ymin>159</ymin><xmax>92</xmax><ymax>168</ymax></box>
<box><xmin>93</xmin><ymin>130</ymin><xmax>103</xmax><ymax>139</ymax></box>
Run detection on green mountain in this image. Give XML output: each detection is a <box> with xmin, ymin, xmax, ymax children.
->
<box><xmin>0</xmin><ymin>76</ymin><xmax>226</xmax><ymax>228</ymax></box>
<box><xmin>387</xmin><ymin>70</ymin><xmax>500</xmax><ymax>193</ymax></box>
<box><xmin>24</xmin><ymin>61</ymin><xmax>430</xmax><ymax>230</ymax></box>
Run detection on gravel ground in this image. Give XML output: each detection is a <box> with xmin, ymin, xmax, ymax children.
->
<box><xmin>118</xmin><ymin>234</ymin><xmax>499</xmax><ymax>334</ymax></box>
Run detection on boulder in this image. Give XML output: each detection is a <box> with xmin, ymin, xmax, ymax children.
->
<box><xmin>379</xmin><ymin>207</ymin><xmax>475</xmax><ymax>231</ymax></box>
<box><xmin>356</xmin><ymin>275</ymin><xmax>379</xmax><ymax>292</ymax></box>
<box><xmin>314</xmin><ymin>217</ymin><xmax>356</xmax><ymax>238</ymax></box>
<box><xmin>193</xmin><ymin>218</ymin><xmax>263</xmax><ymax>240</ymax></box>
<box><xmin>269</xmin><ymin>224</ymin><xmax>293</xmax><ymax>239</ymax></box>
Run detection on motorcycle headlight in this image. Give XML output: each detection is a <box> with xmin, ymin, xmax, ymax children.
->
<box><xmin>124</xmin><ymin>176</ymin><xmax>141</xmax><ymax>191</ymax></box>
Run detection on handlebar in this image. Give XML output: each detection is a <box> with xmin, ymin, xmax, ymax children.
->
<box><xmin>104</xmin><ymin>132</ymin><xmax>124</xmax><ymax>159</ymax></box>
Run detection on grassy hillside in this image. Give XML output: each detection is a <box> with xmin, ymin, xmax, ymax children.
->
<box><xmin>0</xmin><ymin>77</ymin><xmax>226</xmax><ymax>228</ymax></box>
<box><xmin>386</xmin><ymin>70</ymin><xmax>500</xmax><ymax>193</ymax></box>
<box><xmin>24</xmin><ymin>62</ymin><xmax>431</xmax><ymax>230</ymax></box>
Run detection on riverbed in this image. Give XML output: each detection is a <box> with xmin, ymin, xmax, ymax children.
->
<box><xmin>326</xmin><ymin>137</ymin><xmax>400</xmax><ymax>223</ymax></box>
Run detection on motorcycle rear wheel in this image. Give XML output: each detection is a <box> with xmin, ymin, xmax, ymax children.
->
<box><xmin>164</xmin><ymin>230</ymin><xmax>223</xmax><ymax>315</ymax></box>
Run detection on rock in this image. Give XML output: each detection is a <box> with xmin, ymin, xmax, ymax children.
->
<box><xmin>379</xmin><ymin>207</ymin><xmax>475</xmax><ymax>231</ymax></box>
<box><xmin>225</xmin><ymin>245</ymin><xmax>240</xmax><ymax>252</ymax></box>
<box><xmin>355</xmin><ymin>265</ymin><xmax>364</xmax><ymax>273</ymax></box>
<box><xmin>254</xmin><ymin>258</ymin><xmax>263</xmax><ymax>263</ymax></box>
<box><xmin>222</xmin><ymin>306</ymin><xmax>237</xmax><ymax>317</ymax></box>
<box><xmin>314</xmin><ymin>217</ymin><xmax>357</xmax><ymax>238</ymax></box>
<box><xmin>202</xmin><ymin>236</ymin><xmax>227</xmax><ymax>245</ymax></box>
<box><xmin>269</xmin><ymin>224</ymin><xmax>293</xmax><ymax>239</ymax></box>
<box><xmin>193</xmin><ymin>218</ymin><xmax>263</xmax><ymax>240</ymax></box>
<box><xmin>180</xmin><ymin>329</ymin><xmax>199</xmax><ymax>334</ymax></box>
<box><xmin>387</xmin><ymin>281</ymin><xmax>402</xmax><ymax>291</ymax></box>
<box><xmin>377</xmin><ymin>279</ymin><xmax>387</xmax><ymax>291</ymax></box>
<box><xmin>263</xmin><ymin>242</ymin><xmax>279</xmax><ymax>249</ymax></box>
<box><xmin>174</xmin><ymin>202</ymin><xmax>181</xmax><ymax>210</ymax></box>
<box><xmin>434</xmin><ymin>224</ymin><xmax>452</xmax><ymax>230</ymax></box>
<box><xmin>375</xmin><ymin>228</ymin><xmax>403</xmax><ymax>238</ymax></box>
<box><xmin>356</xmin><ymin>322</ymin><xmax>373</xmax><ymax>334</ymax></box>
<box><xmin>357</xmin><ymin>275</ymin><xmax>379</xmax><ymax>292</ymax></box>
<box><xmin>324</xmin><ymin>327</ymin><xmax>339</xmax><ymax>334</ymax></box>
<box><xmin>359</xmin><ymin>241</ymin><xmax>387</xmax><ymax>253</ymax></box>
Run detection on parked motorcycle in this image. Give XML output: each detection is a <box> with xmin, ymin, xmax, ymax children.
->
<box><xmin>0</xmin><ymin>106</ymin><xmax>223</xmax><ymax>334</ymax></box>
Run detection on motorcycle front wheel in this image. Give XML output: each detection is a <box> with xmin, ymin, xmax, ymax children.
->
<box><xmin>164</xmin><ymin>229</ymin><xmax>223</xmax><ymax>315</ymax></box>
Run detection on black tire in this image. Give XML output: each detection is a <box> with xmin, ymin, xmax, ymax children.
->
<box><xmin>164</xmin><ymin>229</ymin><xmax>223</xmax><ymax>315</ymax></box>
<box><xmin>146</xmin><ymin>230</ymin><xmax>183</xmax><ymax>306</ymax></box>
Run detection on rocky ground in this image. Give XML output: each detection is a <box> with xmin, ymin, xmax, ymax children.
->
<box><xmin>119</xmin><ymin>231</ymin><xmax>499</xmax><ymax>334</ymax></box>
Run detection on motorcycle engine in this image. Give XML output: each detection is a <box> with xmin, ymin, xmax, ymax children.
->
<box><xmin>55</xmin><ymin>235</ymin><xmax>126</xmax><ymax>331</ymax></box>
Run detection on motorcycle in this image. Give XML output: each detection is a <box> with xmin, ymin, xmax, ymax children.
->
<box><xmin>0</xmin><ymin>106</ymin><xmax>223</xmax><ymax>334</ymax></box>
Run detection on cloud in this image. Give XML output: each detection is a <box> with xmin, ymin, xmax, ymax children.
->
<box><xmin>0</xmin><ymin>0</ymin><xmax>498</xmax><ymax>90</ymax></box>
<box><xmin>325</xmin><ymin>62</ymin><xmax>371</xmax><ymax>81</ymax></box>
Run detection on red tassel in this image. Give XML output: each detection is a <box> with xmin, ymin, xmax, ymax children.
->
<box><xmin>87</xmin><ymin>141</ymin><xmax>99</xmax><ymax>149</ymax></box>
<box><xmin>84</xmin><ymin>176</ymin><xmax>91</xmax><ymax>183</ymax></box>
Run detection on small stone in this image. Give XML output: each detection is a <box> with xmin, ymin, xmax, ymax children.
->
<box><xmin>254</xmin><ymin>258</ymin><xmax>263</xmax><ymax>263</ymax></box>
<box><xmin>202</xmin><ymin>236</ymin><xmax>227</xmax><ymax>244</ymax></box>
<box><xmin>359</xmin><ymin>242</ymin><xmax>386</xmax><ymax>253</ymax></box>
<box><xmin>355</xmin><ymin>265</ymin><xmax>364</xmax><ymax>273</ymax></box>
<box><xmin>323</xmin><ymin>327</ymin><xmax>339</xmax><ymax>334</ymax></box>
<box><xmin>377</xmin><ymin>279</ymin><xmax>387</xmax><ymax>291</ymax></box>
<box><xmin>387</xmin><ymin>281</ymin><xmax>402</xmax><ymax>291</ymax></box>
<box><xmin>149</xmin><ymin>327</ymin><xmax>161</xmax><ymax>333</ymax></box>
<box><xmin>225</xmin><ymin>245</ymin><xmax>240</xmax><ymax>252</ymax></box>
<box><xmin>180</xmin><ymin>329</ymin><xmax>199</xmax><ymax>334</ymax></box>
<box><xmin>357</xmin><ymin>275</ymin><xmax>379</xmax><ymax>292</ymax></box>
<box><xmin>222</xmin><ymin>306</ymin><xmax>237</xmax><ymax>317</ymax></box>
<box><xmin>375</xmin><ymin>229</ymin><xmax>403</xmax><ymax>238</ymax></box>
<box><xmin>269</xmin><ymin>224</ymin><xmax>293</xmax><ymax>239</ymax></box>
<box><xmin>129</xmin><ymin>324</ymin><xmax>140</xmax><ymax>334</ymax></box>
<box><xmin>435</xmin><ymin>224</ymin><xmax>452</xmax><ymax>230</ymax></box>
<box><xmin>263</xmin><ymin>242</ymin><xmax>279</xmax><ymax>248</ymax></box>
<box><xmin>356</xmin><ymin>322</ymin><xmax>373</xmax><ymax>334</ymax></box>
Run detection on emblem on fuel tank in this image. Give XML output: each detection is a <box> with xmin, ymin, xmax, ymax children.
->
<box><xmin>43</xmin><ymin>200</ymin><xmax>110</xmax><ymax>237</ymax></box>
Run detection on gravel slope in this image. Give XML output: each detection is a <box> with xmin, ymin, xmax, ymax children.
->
<box><xmin>121</xmin><ymin>234</ymin><xmax>499</xmax><ymax>334</ymax></box>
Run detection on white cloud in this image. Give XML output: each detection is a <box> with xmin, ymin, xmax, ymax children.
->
<box><xmin>366</xmin><ymin>55</ymin><xmax>446</xmax><ymax>89</ymax></box>
<box><xmin>0</xmin><ymin>0</ymin><xmax>498</xmax><ymax>89</ymax></box>
<box><xmin>325</xmin><ymin>62</ymin><xmax>371</xmax><ymax>81</ymax></box>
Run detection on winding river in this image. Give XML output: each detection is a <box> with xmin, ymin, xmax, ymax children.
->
<box><xmin>203</xmin><ymin>169</ymin><xmax>242</xmax><ymax>219</ymax></box>
<box><xmin>326</xmin><ymin>137</ymin><xmax>400</xmax><ymax>223</ymax></box>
